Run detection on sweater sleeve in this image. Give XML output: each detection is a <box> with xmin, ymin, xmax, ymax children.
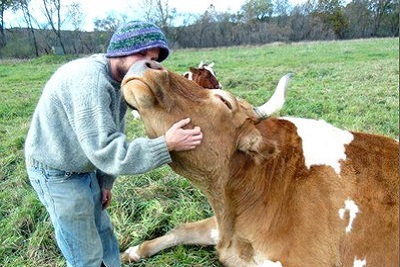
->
<box><xmin>96</xmin><ymin>169</ymin><xmax>117</xmax><ymax>190</ymax></box>
<box><xmin>75</xmin><ymin>104</ymin><xmax>172</xmax><ymax>177</ymax></box>
<box><xmin>71</xmin><ymin>68</ymin><xmax>172</xmax><ymax>179</ymax></box>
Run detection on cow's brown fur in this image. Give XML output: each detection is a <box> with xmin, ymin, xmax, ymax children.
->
<box><xmin>121</xmin><ymin>61</ymin><xmax>399</xmax><ymax>267</ymax></box>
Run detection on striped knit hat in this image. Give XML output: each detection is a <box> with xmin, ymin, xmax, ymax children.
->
<box><xmin>105</xmin><ymin>21</ymin><xmax>170</xmax><ymax>62</ymax></box>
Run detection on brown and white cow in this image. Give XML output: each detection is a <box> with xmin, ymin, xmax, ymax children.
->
<box><xmin>183</xmin><ymin>61</ymin><xmax>223</xmax><ymax>89</ymax></box>
<box><xmin>120</xmin><ymin>60</ymin><xmax>399</xmax><ymax>267</ymax></box>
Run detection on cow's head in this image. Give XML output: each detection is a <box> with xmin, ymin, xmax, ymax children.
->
<box><xmin>183</xmin><ymin>61</ymin><xmax>222</xmax><ymax>89</ymax></box>
<box><xmin>122</xmin><ymin>60</ymin><xmax>289</xmax><ymax>185</ymax></box>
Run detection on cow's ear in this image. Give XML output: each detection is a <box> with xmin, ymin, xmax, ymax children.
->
<box><xmin>149</xmin><ymin>72</ymin><xmax>175</xmax><ymax>112</ymax></box>
<box><xmin>189</xmin><ymin>67</ymin><xmax>198</xmax><ymax>73</ymax></box>
<box><xmin>237</xmin><ymin>126</ymin><xmax>277</xmax><ymax>162</ymax></box>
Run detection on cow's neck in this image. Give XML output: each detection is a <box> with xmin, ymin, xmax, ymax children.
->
<box><xmin>169</xmin><ymin>135</ymin><xmax>306</xmax><ymax>242</ymax></box>
<box><xmin>168</xmin><ymin>157</ymin><xmax>228</xmax><ymax>215</ymax></box>
<box><xmin>215</xmin><ymin>147</ymin><xmax>306</xmax><ymax>257</ymax></box>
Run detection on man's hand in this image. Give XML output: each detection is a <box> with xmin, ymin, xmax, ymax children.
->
<box><xmin>165</xmin><ymin>118</ymin><xmax>203</xmax><ymax>151</ymax></box>
<box><xmin>101</xmin><ymin>189</ymin><xmax>112</xmax><ymax>210</ymax></box>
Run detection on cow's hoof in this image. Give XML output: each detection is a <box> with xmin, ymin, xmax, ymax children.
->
<box><xmin>120</xmin><ymin>245</ymin><xmax>142</xmax><ymax>263</ymax></box>
<box><xmin>131</xmin><ymin>110</ymin><xmax>141</xmax><ymax>120</ymax></box>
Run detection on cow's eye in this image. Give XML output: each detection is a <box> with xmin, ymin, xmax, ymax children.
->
<box><xmin>217</xmin><ymin>95</ymin><xmax>233</xmax><ymax>110</ymax></box>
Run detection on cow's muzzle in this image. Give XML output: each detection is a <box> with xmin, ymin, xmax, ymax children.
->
<box><xmin>125</xmin><ymin>60</ymin><xmax>166</xmax><ymax>78</ymax></box>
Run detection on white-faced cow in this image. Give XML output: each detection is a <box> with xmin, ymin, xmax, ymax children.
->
<box><xmin>183</xmin><ymin>61</ymin><xmax>223</xmax><ymax>89</ymax></box>
<box><xmin>120</xmin><ymin>60</ymin><xmax>399</xmax><ymax>267</ymax></box>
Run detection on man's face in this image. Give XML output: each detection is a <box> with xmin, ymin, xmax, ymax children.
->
<box><xmin>116</xmin><ymin>48</ymin><xmax>161</xmax><ymax>82</ymax></box>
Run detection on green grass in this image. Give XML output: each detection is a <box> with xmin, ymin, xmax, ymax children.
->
<box><xmin>0</xmin><ymin>38</ymin><xmax>398</xmax><ymax>266</ymax></box>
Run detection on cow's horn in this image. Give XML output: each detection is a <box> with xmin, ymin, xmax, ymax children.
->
<box><xmin>253</xmin><ymin>73</ymin><xmax>293</xmax><ymax>120</ymax></box>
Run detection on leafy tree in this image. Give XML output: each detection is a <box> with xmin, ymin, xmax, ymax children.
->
<box><xmin>343</xmin><ymin>0</ymin><xmax>372</xmax><ymax>37</ymax></box>
<box><xmin>290</xmin><ymin>3</ymin><xmax>335</xmax><ymax>41</ymax></box>
<box><xmin>0</xmin><ymin>0</ymin><xmax>398</xmax><ymax>58</ymax></box>
<box><xmin>240</xmin><ymin>0</ymin><xmax>274</xmax><ymax>22</ymax></box>
<box><xmin>369</xmin><ymin>0</ymin><xmax>398</xmax><ymax>36</ymax></box>
<box><xmin>0</xmin><ymin>0</ymin><xmax>18</xmax><ymax>46</ymax></box>
<box><xmin>386</xmin><ymin>0</ymin><xmax>399</xmax><ymax>36</ymax></box>
<box><xmin>140</xmin><ymin>0</ymin><xmax>177</xmax><ymax>29</ymax></box>
<box><xmin>313</xmin><ymin>0</ymin><xmax>348</xmax><ymax>38</ymax></box>
<box><xmin>93</xmin><ymin>15</ymin><xmax>119</xmax><ymax>53</ymax></box>
<box><xmin>93</xmin><ymin>15</ymin><xmax>119</xmax><ymax>32</ymax></box>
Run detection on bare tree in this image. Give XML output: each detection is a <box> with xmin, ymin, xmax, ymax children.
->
<box><xmin>274</xmin><ymin>0</ymin><xmax>291</xmax><ymax>26</ymax></box>
<box><xmin>343</xmin><ymin>0</ymin><xmax>372</xmax><ymax>37</ymax></box>
<box><xmin>138</xmin><ymin>0</ymin><xmax>191</xmax><ymax>47</ymax></box>
<box><xmin>41</xmin><ymin>0</ymin><xmax>65</xmax><ymax>54</ymax></box>
<box><xmin>369</xmin><ymin>0</ymin><xmax>397</xmax><ymax>36</ymax></box>
<box><xmin>387</xmin><ymin>0</ymin><xmax>399</xmax><ymax>35</ymax></box>
<box><xmin>66</xmin><ymin>2</ymin><xmax>83</xmax><ymax>54</ymax></box>
<box><xmin>140</xmin><ymin>0</ymin><xmax>175</xmax><ymax>28</ymax></box>
<box><xmin>67</xmin><ymin>2</ymin><xmax>83</xmax><ymax>31</ymax></box>
<box><xmin>14</xmin><ymin>0</ymin><xmax>39</xmax><ymax>56</ymax></box>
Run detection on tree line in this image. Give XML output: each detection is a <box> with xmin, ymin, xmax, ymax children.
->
<box><xmin>0</xmin><ymin>0</ymin><xmax>398</xmax><ymax>58</ymax></box>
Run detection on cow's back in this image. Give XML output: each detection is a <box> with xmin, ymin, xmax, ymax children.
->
<box><xmin>340</xmin><ymin>132</ymin><xmax>399</xmax><ymax>266</ymax></box>
<box><xmin>222</xmin><ymin>119</ymin><xmax>399</xmax><ymax>267</ymax></box>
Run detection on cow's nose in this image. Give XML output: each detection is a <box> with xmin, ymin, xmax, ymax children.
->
<box><xmin>127</xmin><ymin>60</ymin><xmax>165</xmax><ymax>77</ymax></box>
<box><xmin>144</xmin><ymin>60</ymin><xmax>164</xmax><ymax>71</ymax></box>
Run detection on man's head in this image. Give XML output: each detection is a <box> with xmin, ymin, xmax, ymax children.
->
<box><xmin>106</xmin><ymin>21</ymin><xmax>170</xmax><ymax>82</ymax></box>
<box><xmin>106</xmin><ymin>20</ymin><xmax>170</xmax><ymax>62</ymax></box>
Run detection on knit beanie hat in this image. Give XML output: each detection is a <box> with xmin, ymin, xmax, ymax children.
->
<box><xmin>106</xmin><ymin>21</ymin><xmax>170</xmax><ymax>62</ymax></box>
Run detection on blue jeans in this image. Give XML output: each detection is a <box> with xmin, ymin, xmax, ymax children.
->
<box><xmin>27</xmin><ymin>165</ymin><xmax>121</xmax><ymax>267</ymax></box>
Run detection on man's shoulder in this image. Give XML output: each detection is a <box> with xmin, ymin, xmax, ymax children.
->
<box><xmin>46</xmin><ymin>54</ymin><xmax>110</xmax><ymax>96</ymax></box>
<box><xmin>65</xmin><ymin>54</ymin><xmax>107</xmax><ymax>70</ymax></box>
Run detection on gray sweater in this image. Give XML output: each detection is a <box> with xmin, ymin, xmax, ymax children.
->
<box><xmin>24</xmin><ymin>54</ymin><xmax>171</xmax><ymax>189</ymax></box>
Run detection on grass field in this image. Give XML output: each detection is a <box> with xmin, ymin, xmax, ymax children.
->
<box><xmin>0</xmin><ymin>38</ymin><xmax>398</xmax><ymax>267</ymax></box>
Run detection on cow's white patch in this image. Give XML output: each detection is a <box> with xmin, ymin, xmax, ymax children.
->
<box><xmin>125</xmin><ymin>245</ymin><xmax>141</xmax><ymax>261</ymax></box>
<box><xmin>203</xmin><ymin>65</ymin><xmax>217</xmax><ymax>78</ymax></box>
<box><xmin>353</xmin><ymin>257</ymin><xmax>367</xmax><ymax>267</ymax></box>
<box><xmin>210</xmin><ymin>228</ymin><xmax>220</xmax><ymax>244</ymax></box>
<box><xmin>183</xmin><ymin>71</ymin><xmax>193</xmax><ymax>80</ymax></box>
<box><xmin>131</xmin><ymin>110</ymin><xmax>141</xmax><ymax>120</ymax></box>
<box><xmin>339</xmin><ymin>199</ymin><xmax>359</xmax><ymax>233</ymax></box>
<box><xmin>283</xmin><ymin>117</ymin><xmax>354</xmax><ymax>174</ymax></box>
<box><xmin>260</xmin><ymin>259</ymin><xmax>284</xmax><ymax>267</ymax></box>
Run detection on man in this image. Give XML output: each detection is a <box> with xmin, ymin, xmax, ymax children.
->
<box><xmin>24</xmin><ymin>21</ymin><xmax>203</xmax><ymax>267</ymax></box>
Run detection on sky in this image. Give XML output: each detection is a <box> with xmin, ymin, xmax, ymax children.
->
<box><xmin>5</xmin><ymin>0</ymin><xmax>301</xmax><ymax>31</ymax></box>
<box><xmin>78</xmin><ymin>0</ymin><xmax>246</xmax><ymax>30</ymax></box>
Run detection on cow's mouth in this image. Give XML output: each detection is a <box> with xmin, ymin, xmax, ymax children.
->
<box><xmin>122</xmin><ymin>60</ymin><xmax>168</xmax><ymax>113</ymax></box>
<box><xmin>122</xmin><ymin>77</ymin><xmax>152</xmax><ymax>112</ymax></box>
<box><xmin>126</xmin><ymin>101</ymin><xmax>138</xmax><ymax>111</ymax></box>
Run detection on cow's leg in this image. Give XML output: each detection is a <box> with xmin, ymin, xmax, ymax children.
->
<box><xmin>121</xmin><ymin>216</ymin><xmax>218</xmax><ymax>263</ymax></box>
